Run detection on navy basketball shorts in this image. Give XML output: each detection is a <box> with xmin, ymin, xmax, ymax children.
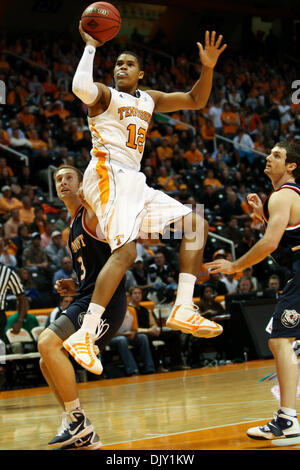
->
<box><xmin>48</xmin><ymin>292</ymin><xmax>127</xmax><ymax>352</ymax></box>
<box><xmin>270</xmin><ymin>272</ymin><xmax>300</xmax><ymax>339</ymax></box>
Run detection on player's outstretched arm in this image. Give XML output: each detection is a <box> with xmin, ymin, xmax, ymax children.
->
<box><xmin>206</xmin><ymin>190</ymin><xmax>291</xmax><ymax>274</ymax></box>
<box><xmin>148</xmin><ymin>31</ymin><xmax>226</xmax><ymax>113</ymax></box>
<box><xmin>72</xmin><ymin>21</ymin><xmax>110</xmax><ymax>108</ymax></box>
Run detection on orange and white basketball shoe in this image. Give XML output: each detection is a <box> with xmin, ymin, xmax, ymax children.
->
<box><xmin>166</xmin><ymin>304</ymin><xmax>223</xmax><ymax>338</ymax></box>
<box><xmin>63</xmin><ymin>319</ymin><xmax>109</xmax><ymax>375</ymax></box>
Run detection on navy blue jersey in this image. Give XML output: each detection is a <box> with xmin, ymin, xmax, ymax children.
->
<box><xmin>263</xmin><ymin>182</ymin><xmax>300</xmax><ymax>271</ymax></box>
<box><xmin>68</xmin><ymin>205</ymin><xmax>125</xmax><ymax>305</ymax></box>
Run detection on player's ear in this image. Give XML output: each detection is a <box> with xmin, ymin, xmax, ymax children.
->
<box><xmin>138</xmin><ymin>70</ymin><xmax>144</xmax><ymax>80</ymax></box>
<box><xmin>288</xmin><ymin>162</ymin><xmax>297</xmax><ymax>174</ymax></box>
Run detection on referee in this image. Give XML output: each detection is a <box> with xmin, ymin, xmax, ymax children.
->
<box><xmin>0</xmin><ymin>262</ymin><xmax>27</xmax><ymax>339</ymax></box>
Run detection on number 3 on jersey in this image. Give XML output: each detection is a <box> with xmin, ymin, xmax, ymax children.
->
<box><xmin>77</xmin><ymin>256</ymin><xmax>86</xmax><ymax>281</ymax></box>
<box><xmin>126</xmin><ymin>124</ymin><xmax>146</xmax><ymax>153</ymax></box>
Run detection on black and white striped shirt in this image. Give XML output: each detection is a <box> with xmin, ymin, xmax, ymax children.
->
<box><xmin>0</xmin><ymin>264</ymin><xmax>24</xmax><ymax>310</ymax></box>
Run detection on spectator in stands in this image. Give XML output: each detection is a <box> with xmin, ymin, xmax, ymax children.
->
<box><xmin>0</xmin><ymin>237</ymin><xmax>17</xmax><ymax>268</ymax></box>
<box><xmin>108</xmin><ymin>296</ymin><xmax>155</xmax><ymax>376</ymax></box>
<box><xmin>147</xmin><ymin>250</ymin><xmax>177</xmax><ymax>302</ymax></box>
<box><xmin>233</xmin><ymin>128</ymin><xmax>256</xmax><ymax>165</ymax></box>
<box><xmin>236</xmin><ymin>226</ymin><xmax>258</xmax><ymax>257</ymax></box>
<box><xmin>220</xmin><ymin>273</ymin><xmax>239</xmax><ymax>294</ymax></box>
<box><xmin>0</xmin><ymin>158</ymin><xmax>14</xmax><ymax>181</ymax></box>
<box><xmin>278</xmin><ymin>97</ymin><xmax>292</xmax><ymax>131</ymax></box>
<box><xmin>196</xmin><ymin>284</ymin><xmax>225</xmax><ymax>318</ymax></box>
<box><xmin>220</xmin><ymin>190</ymin><xmax>247</xmax><ymax>224</ymax></box>
<box><xmin>53</xmin><ymin>208</ymin><xmax>69</xmax><ymax>232</ymax></box>
<box><xmin>4</xmin><ymin>297</ymin><xmax>39</xmax><ymax>341</ymax></box>
<box><xmin>178</xmin><ymin>184</ymin><xmax>192</xmax><ymax>204</ymax></box>
<box><xmin>29</xmin><ymin>205</ymin><xmax>47</xmax><ymax>235</ymax></box>
<box><xmin>17</xmin><ymin>166</ymin><xmax>37</xmax><ymax>188</ymax></box>
<box><xmin>242</xmin><ymin>266</ymin><xmax>259</xmax><ymax>290</ymax></box>
<box><xmin>231</xmin><ymin>276</ymin><xmax>254</xmax><ymax>295</ymax></box>
<box><xmin>200</xmin><ymin>118</ymin><xmax>216</xmax><ymax>153</ymax></box>
<box><xmin>220</xmin><ymin>216</ymin><xmax>243</xmax><ymax>244</ymax></box>
<box><xmin>184</xmin><ymin>141</ymin><xmax>204</xmax><ymax>165</ymax></box>
<box><xmin>11</xmin><ymin>224</ymin><xmax>32</xmax><ymax>266</ymax></box>
<box><xmin>4</xmin><ymin>208</ymin><xmax>21</xmax><ymax>239</ymax></box>
<box><xmin>10</xmin><ymin>128</ymin><xmax>32</xmax><ymax>153</ymax></box>
<box><xmin>22</xmin><ymin>232</ymin><xmax>49</xmax><ymax>272</ymax></box>
<box><xmin>208</xmin><ymin>99</ymin><xmax>223</xmax><ymax>134</ymax></box>
<box><xmin>156</xmin><ymin>166</ymin><xmax>179</xmax><ymax>195</ymax></box>
<box><xmin>203</xmin><ymin>271</ymin><xmax>228</xmax><ymax>296</ymax></box>
<box><xmin>52</xmin><ymin>256</ymin><xmax>76</xmax><ymax>292</ymax></box>
<box><xmin>156</xmin><ymin>137</ymin><xmax>173</xmax><ymax>163</ymax></box>
<box><xmin>267</xmin><ymin>274</ymin><xmax>281</xmax><ymax>293</ymax></box>
<box><xmin>129</xmin><ymin>286</ymin><xmax>188</xmax><ymax>371</ymax></box>
<box><xmin>0</xmin><ymin>185</ymin><xmax>23</xmax><ymax>219</ymax></box>
<box><xmin>45</xmin><ymin>230</ymin><xmax>69</xmax><ymax>271</ymax></box>
<box><xmin>28</xmin><ymin>129</ymin><xmax>48</xmax><ymax>151</ymax></box>
<box><xmin>211</xmin><ymin>143</ymin><xmax>231</xmax><ymax>166</ymax></box>
<box><xmin>40</xmin><ymin>221</ymin><xmax>54</xmax><ymax>249</ymax></box>
<box><xmin>221</xmin><ymin>102</ymin><xmax>240</xmax><ymax>142</ymax></box>
<box><xmin>131</xmin><ymin>257</ymin><xmax>149</xmax><ymax>292</ymax></box>
<box><xmin>18</xmin><ymin>195</ymin><xmax>35</xmax><ymax>225</ymax></box>
<box><xmin>44</xmin><ymin>295</ymin><xmax>74</xmax><ymax>329</ymax></box>
<box><xmin>202</xmin><ymin>184</ymin><xmax>220</xmax><ymax>212</ymax></box>
<box><xmin>203</xmin><ymin>168</ymin><xmax>222</xmax><ymax>192</ymax></box>
<box><xmin>228</xmin><ymin>85</ymin><xmax>243</xmax><ymax>110</ymax></box>
<box><xmin>18</xmin><ymin>267</ymin><xmax>41</xmax><ymax>302</ymax></box>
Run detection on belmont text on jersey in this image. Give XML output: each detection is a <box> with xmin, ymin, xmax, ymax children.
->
<box><xmin>71</xmin><ymin>234</ymin><xmax>86</xmax><ymax>253</ymax></box>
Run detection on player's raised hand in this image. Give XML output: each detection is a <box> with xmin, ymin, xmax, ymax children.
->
<box><xmin>247</xmin><ymin>193</ymin><xmax>264</xmax><ymax>220</ymax></box>
<box><xmin>197</xmin><ymin>31</ymin><xmax>227</xmax><ymax>69</ymax></box>
<box><xmin>79</xmin><ymin>21</ymin><xmax>104</xmax><ymax>48</ymax></box>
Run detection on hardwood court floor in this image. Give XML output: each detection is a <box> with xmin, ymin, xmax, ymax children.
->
<box><xmin>1</xmin><ymin>358</ymin><xmax>300</xmax><ymax>451</ymax></box>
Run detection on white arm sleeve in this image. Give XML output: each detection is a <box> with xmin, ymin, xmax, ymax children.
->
<box><xmin>72</xmin><ymin>45</ymin><xmax>99</xmax><ymax>105</ymax></box>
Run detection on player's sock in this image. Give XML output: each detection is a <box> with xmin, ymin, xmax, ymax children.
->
<box><xmin>174</xmin><ymin>273</ymin><xmax>196</xmax><ymax>305</ymax></box>
<box><xmin>81</xmin><ymin>303</ymin><xmax>105</xmax><ymax>333</ymax></box>
<box><xmin>64</xmin><ymin>398</ymin><xmax>81</xmax><ymax>413</ymax></box>
<box><xmin>280</xmin><ymin>407</ymin><xmax>297</xmax><ymax>417</ymax></box>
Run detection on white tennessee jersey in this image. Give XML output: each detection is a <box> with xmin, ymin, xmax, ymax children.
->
<box><xmin>88</xmin><ymin>87</ymin><xmax>155</xmax><ymax>171</ymax></box>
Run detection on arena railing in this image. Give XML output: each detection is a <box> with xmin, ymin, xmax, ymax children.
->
<box><xmin>0</xmin><ymin>143</ymin><xmax>29</xmax><ymax>167</ymax></box>
<box><xmin>48</xmin><ymin>165</ymin><xmax>58</xmax><ymax>202</ymax></box>
<box><xmin>213</xmin><ymin>133</ymin><xmax>268</xmax><ymax>158</ymax></box>
<box><xmin>3</xmin><ymin>50</ymin><xmax>52</xmax><ymax>77</ymax></box>
<box><xmin>207</xmin><ymin>232</ymin><xmax>236</xmax><ymax>260</ymax></box>
<box><xmin>132</xmin><ymin>43</ymin><xmax>175</xmax><ymax>68</ymax></box>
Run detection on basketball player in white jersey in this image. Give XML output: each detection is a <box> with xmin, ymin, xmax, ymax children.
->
<box><xmin>63</xmin><ymin>22</ymin><xmax>227</xmax><ymax>374</ymax></box>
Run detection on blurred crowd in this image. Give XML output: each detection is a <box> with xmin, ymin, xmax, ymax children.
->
<box><xmin>0</xmin><ymin>29</ymin><xmax>299</xmax><ymax>321</ymax></box>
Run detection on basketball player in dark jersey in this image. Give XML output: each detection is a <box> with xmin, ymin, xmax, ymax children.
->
<box><xmin>38</xmin><ymin>164</ymin><xmax>127</xmax><ymax>450</ymax></box>
<box><xmin>206</xmin><ymin>141</ymin><xmax>300</xmax><ymax>445</ymax></box>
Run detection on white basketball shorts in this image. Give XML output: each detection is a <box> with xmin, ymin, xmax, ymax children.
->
<box><xmin>82</xmin><ymin>157</ymin><xmax>192</xmax><ymax>252</ymax></box>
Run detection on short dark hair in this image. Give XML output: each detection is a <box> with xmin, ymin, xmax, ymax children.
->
<box><xmin>53</xmin><ymin>165</ymin><xmax>83</xmax><ymax>183</ymax></box>
<box><xmin>276</xmin><ymin>141</ymin><xmax>300</xmax><ymax>179</ymax></box>
<box><xmin>116</xmin><ymin>50</ymin><xmax>143</xmax><ymax>70</ymax></box>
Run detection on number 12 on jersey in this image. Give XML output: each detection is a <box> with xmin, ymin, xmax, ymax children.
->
<box><xmin>126</xmin><ymin>124</ymin><xmax>146</xmax><ymax>153</ymax></box>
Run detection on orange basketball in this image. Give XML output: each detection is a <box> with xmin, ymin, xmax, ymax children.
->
<box><xmin>81</xmin><ymin>2</ymin><xmax>121</xmax><ymax>43</ymax></box>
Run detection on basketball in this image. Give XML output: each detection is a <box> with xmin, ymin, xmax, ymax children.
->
<box><xmin>81</xmin><ymin>2</ymin><xmax>121</xmax><ymax>43</ymax></box>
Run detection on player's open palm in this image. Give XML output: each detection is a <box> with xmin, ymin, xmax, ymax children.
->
<box><xmin>197</xmin><ymin>31</ymin><xmax>227</xmax><ymax>68</ymax></box>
